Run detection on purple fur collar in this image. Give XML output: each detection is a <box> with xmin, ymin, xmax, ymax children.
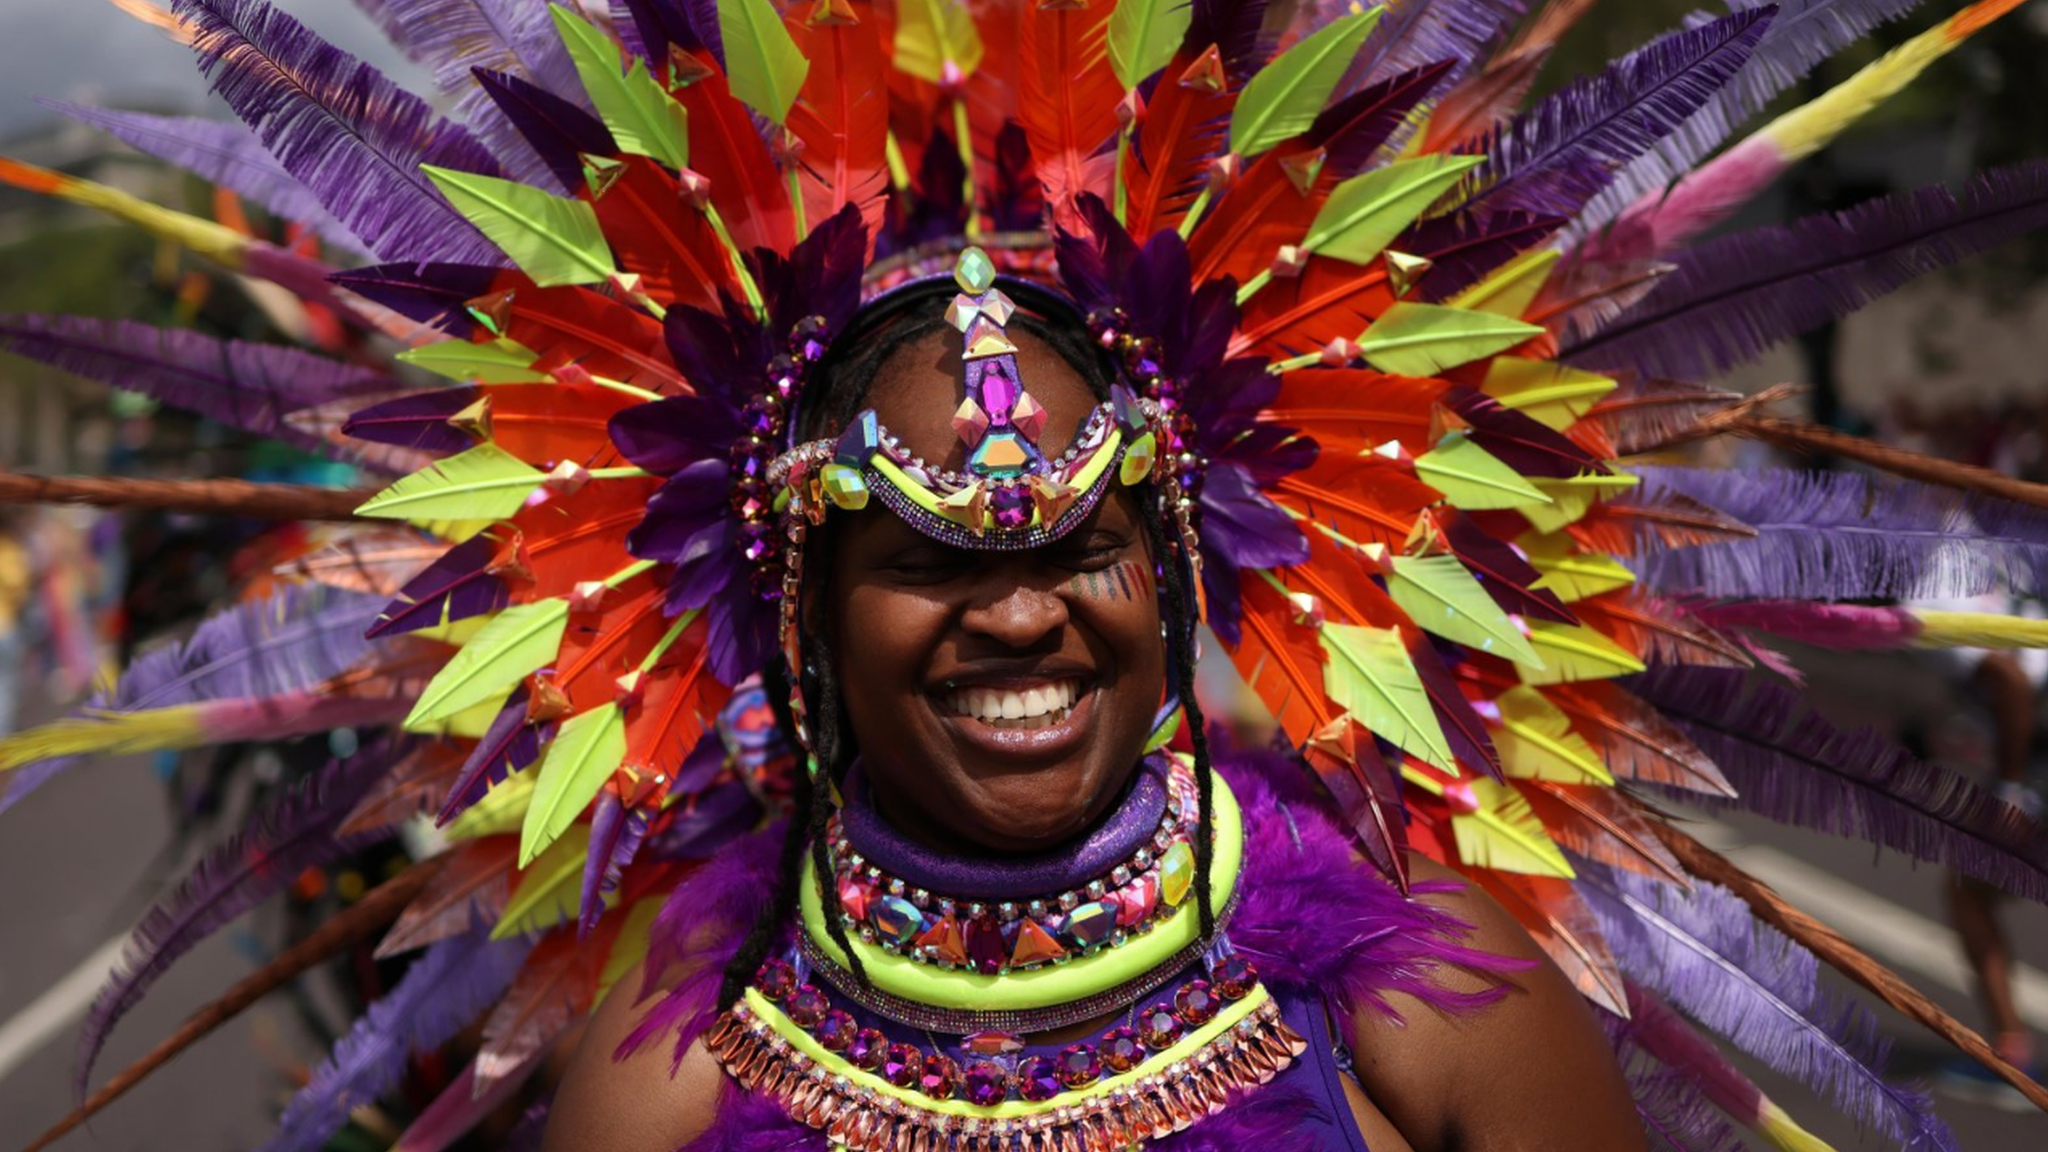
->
<box><xmin>622</xmin><ymin>747</ymin><xmax>1514</xmax><ymax>1148</ymax></box>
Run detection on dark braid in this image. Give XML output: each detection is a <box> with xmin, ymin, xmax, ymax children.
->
<box><xmin>800</xmin><ymin>561</ymin><xmax>869</xmax><ymax>988</ymax></box>
<box><xmin>716</xmin><ymin>757</ymin><xmax>815</xmax><ymax>1011</ymax></box>
<box><xmin>1143</xmin><ymin>498</ymin><xmax>1217</xmax><ymax>941</ymax></box>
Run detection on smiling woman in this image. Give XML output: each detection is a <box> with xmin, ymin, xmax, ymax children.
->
<box><xmin>542</xmin><ymin>256</ymin><xmax>1645</xmax><ymax>1152</ymax></box>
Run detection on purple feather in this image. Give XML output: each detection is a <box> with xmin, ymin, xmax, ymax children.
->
<box><xmin>615</xmin><ymin>0</ymin><xmax>724</xmax><ymax>66</ymax></box>
<box><xmin>76</xmin><ymin>740</ymin><xmax>406</xmax><ymax>1095</ymax></box>
<box><xmin>260</xmin><ymin>923</ymin><xmax>531</xmax><ymax>1152</ymax></box>
<box><xmin>1307</xmin><ymin>59</ymin><xmax>1457</xmax><ymax>179</ymax></box>
<box><xmin>439</xmin><ymin>690</ymin><xmax>551</xmax><ymax>826</ymax></box>
<box><xmin>1463</xmin><ymin>10</ymin><xmax>1773</xmax><ymax>220</ymax></box>
<box><xmin>474</xmin><ymin>67</ymin><xmax>619</xmax><ymax>195</ymax></box>
<box><xmin>367</xmin><ymin>530</ymin><xmax>508</xmax><ymax>638</ymax></box>
<box><xmin>643</xmin><ymin>777</ymin><xmax>762</xmax><ymax>861</ymax></box>
<box><xmin>679</xmin><ymin>1080</ymin><xmax>819</xmax><ymax>1152</ymax></box>
<box><xmin>175</xmin><ymin>0</ymin><xmax>506</xmax><ymax>265</ymax></box>
<box><xmin>360</xmin><ymin>0</ymin><xmax>588</xmax><ymax>187</ymax></box>
<box><xmin>0</xmin><ymin>315</ymin><xmax>395</xmax><ymax>462</ymax></box>
<box><xmin>1580</xmin><ymin>0</ymin><xmax>1926</xmax><ymax>237</ymax></box>
<box><xmin>1439</xmin><ymin>509</ymin><xmax>1577</xmax><ymax>624</ymax></box>
<box><xmin>1568</xmin><ymin>161</ymin><xmax>2048</xmax><ymax>379</ymax></box>
<box><xmin>1581</xmin><ymin>864</ymin><xmax>1957</xmax><ymax>1150</ymax></box>
<box><xmin>1398</xmin><ymin>207</ymin><xmax>1569</xmax><ymax>301</ymax></box>
<box><xmin>1632</xmin><ymin>466</ymin><xmax>2048</xmax><ymax>600</ymax></box>
<box><xmin>581</xmin><ymin>792</ymin><xmax>652</xmax><ymax>936</ymax></box>
<box><xmin>1344</xmin><ymin>0</ymin><xmax>1523</xmax><ymax>91</ymax></box>
<box><xmin>342</xmin><ymin>387</ymin><xmax>484</xmax><ymax>456</ymax></box>
<box><xmin>42</xmin><ymin>101</ymin><xmax>363</xmax><ymax>254</ymax></box>
<box><xmin>1445</xmin><ymin>385</ymin><xmax>1607</xmax><ymax>479</ymax></box>
<box><xmin>329</xmin><ymin>262</ymin><xmax>502</xmax><ymax>336</ymax></box>
<box><xmin>1184</xmin><ymin>0</ymin><xmax>1272</xmax><ymax>81</ymax></box>
<box><xmin>1628</xmin><ymin>664</ymin><xmax>2048</xmax><ymax>905</ymax></box>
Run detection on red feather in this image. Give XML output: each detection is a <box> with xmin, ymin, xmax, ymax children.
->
<box><xmin>588</xmin><ymin>157</ymin><xmax>734</xmax><ymax>310</ymax></box>
<box><xmin>1522</xmin><ymin>780</ymin><xmax>1690</xmax><ymax>885</ymax></box>
<box><xmin>1466</xmin><ymin>869</ymin><xmax>1627</xmax><ymax>1016</ymax></box>
<box><xmin>377</xmin><ymin>838</ymin><xmax>516</xmax><ymax>958</ymax></box>
<box><xmin>1188</xmin><ymin>140</ymin><xmax>1328</xmax><ymax>285</ymax></box>
<box><xmin>1124</xmin><ymin>50</ymin><xmax>1235</xmax><ymax>237</ymax></box>
<box><xmin>1231</xmin><ymin>573</ymin><xmax>1337</xmax><ymax>745</ymax></box>
<box><xmin>1018</xmin><ymin>1</ymin><xmax>1121</xmax><ymax>231</ymax></box>
<box><xmin>1235</xmin><ymin>255</ymin><xmax>1397</xmax><ymax>357</ymax></box>
<box><xmin>787</xmin><ymin>5</ymin><xmax>890</xmax><ymax>245</ymax></box>
<box><xmin>1263</xmin><ymin>371</ymin><xmax>1446</xmax><ymax>451</ymax></box>
<box><xmin>492</xmin><ymin>284</ymin><xmax>682</xmax><ymax>394</ymax></box>
<box><xmin>479</xmin><ymin>381</ymin><xmax>640</xmax><ymax>463</ymax></box>
<box><xmin>669</xmin><ymin>55</ymin><xmax>797</xmax><ymax>254</ymax></box>
<box><xmin>1271</xmin><ymin>452</ymin><xmax>1439</xmax><ymax>549</ymax></box>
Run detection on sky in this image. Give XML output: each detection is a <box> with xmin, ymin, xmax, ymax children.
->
<box><xmin>0</xmin><ymin>0</ymin><xmax>428</xmax><ymax>138</ymax></box>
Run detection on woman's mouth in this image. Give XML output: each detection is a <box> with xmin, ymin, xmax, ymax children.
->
<box><xmin>941</xmin><ymin>678</ymin><xmax>1081</xmax><ymax>730</ymax></box>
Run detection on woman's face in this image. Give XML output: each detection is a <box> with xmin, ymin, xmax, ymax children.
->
<box><xmin>819</xmin><ymin>327</ymin><xmax>1167</xmax><ymax>854</ymax></box>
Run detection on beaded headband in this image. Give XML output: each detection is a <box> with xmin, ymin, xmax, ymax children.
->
<box><xmin>770</xmin><ymin>249</ymin><xmax>1171</xmax><ymax>549</ymax></box>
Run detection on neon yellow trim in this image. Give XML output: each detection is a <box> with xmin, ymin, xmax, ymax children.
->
<box><xmin>799</xmin><ymin>767</ymin><xmax>1241</xmax><ymax>1012</ymax></box>
<box><xmin>742</xmin><ymin>982</ymin><xmax>1273</xmax><ymax>1119</ymax></box>
<box><xmin>865</xmin><ymin>428</ymin><xmax>1127</xmax><ymax>531</ymax></box>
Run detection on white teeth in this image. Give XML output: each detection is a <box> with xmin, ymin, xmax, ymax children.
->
<box><xmin>946</xmin><ymin>679</ymin><xmax>1082</xmax><ymax>725</ymax></box>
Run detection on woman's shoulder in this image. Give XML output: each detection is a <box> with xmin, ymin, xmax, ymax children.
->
<box><xmin>1341</xmin><ymin>855</ymin><xmax>1648</xmax><ymax>1152</ymax></box>
<box><xmin>544</xmin><ymin>958</ymin><xmax>729</xmax><ymax>1152</ymax></box>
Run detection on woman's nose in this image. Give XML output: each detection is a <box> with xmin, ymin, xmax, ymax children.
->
<box><xmin>961</xmin><ymin>581</ymin><xmax>1070</xmax><ymax>649</ymax></box>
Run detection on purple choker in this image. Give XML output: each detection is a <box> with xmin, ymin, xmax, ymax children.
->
<box><xmin>831</xmin><ymin>758</ymin><xmax>1197</xmax><ymax>976</ymax></box>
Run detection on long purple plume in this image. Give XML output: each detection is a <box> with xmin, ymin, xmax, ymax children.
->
<box><xmin>581</xmin><ymin>792</ymin><xmax>652</xmax><ymax>936</ymax></box>
<box><xmin>615</xmin><ymin>0</ymin><xmax>724</xmax><ymax>66</ymax></box>
<box><xmin>0</xmin><ymin>315</ymin><xmax>396</xmax><ymax>463</ymax></box>
<box><xmin>329</xmin><ymin>262</ymin><xmax>503</xmax><ymax>336</ymax></box>
<box><xmin>342</xmin><ymin>386</ymin><xmax>483</xmax><ymax>457</ymax></box>
<box><xmin>41</xmin><ymin>101</ymin><xmax>364</xmax><ymax>254</ymax></box>
<box><xmin>1629</xmin><ymin>664</ymin><xmax>2048</xmax><ymax>905</ymax></box>
<box><xmin>174</xmin><ymin>0</ymin><xmax>506</xmax><ymax>265</ymax></box>
<box><xmin>260</xmin><ymin>923</ymin><xmax>531</xmax><ymax>1152</ymax></box>
<box><xmin>1578</xmin><ymin>0</ymin><xmax>1928</xmax><ymax>237</ymax></box>
<box><xmin>1581</xmin><ymin>865</ymin><xmax>1956</xmax><ymax>1150</ymax></box>
<box><xmin>439</xmin><ymin>691</ymin><xmax>551</xmax><ymax>826</ymax></box>
<box><xmin>1399</xmin><ymin>207</ymin><xmax>1569</xmax><ymax>301</ymax></box>
<box><xmin>1632</xmin><ymin>466</ymin><xmax>2048</xmax><ymax>600</ymax></box>
<box><xmin>1463</xmin><ymin>9</ymin><xmax>1773</xmax><ymax>220</ymax></box>
<box><xmin>1570</xmin><ymin>161</ymin><xmax>2048</xmax><ymax>378</ymax></box>
<box><xmin>76</xmin><ymin>740</ymin><xmax>406</xmax><ymax>1095</ymax></box>
<box><xmin>367</xmin><ymin>530</ymin><xmax>510</xmax><ymax>638</ymax></box>
<box><xmin>1344</xmin><ymin>0</ymin><xmax>1523</xmax><ymax>92</ymax></box>
<box><xmin>474</xmin><ymin>68</ymin><xmax>619</xmax><ymax>195</ymax></box>
<box><xmin>359</xmin><ymin>0</ymin><xmax>588</xmax><ymax>188</ymax></box>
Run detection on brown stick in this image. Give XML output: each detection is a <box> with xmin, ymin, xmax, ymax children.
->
<box><xmin>1653</xmin><ymin>822</ymin><xmax>2048</xmax><ymax>1114</ymax></box>
<box><xmin>0</xmin><ymin>472</ymin><xmax>373</xmax><ymax>520</ymax></box>
<box><xmin>19</xmin><ymin>855</ymin><xmax>446</xmax><ymax>1152</ymax></box>
<box><xmin>1726</xmin><ymin>416</ymin><xmax>2048</xmax><ymax>514</ymax></box>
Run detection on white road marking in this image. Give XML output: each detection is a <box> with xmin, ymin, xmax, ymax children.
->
<box><xmin>0</xmin><ymin>931</ymin><xmax>128</xmax><ymax>1086</ymax></box>
<box><xmin>1697</xmin><ymin>823</ymin><xmax>2048</xmax><ymax>1032</ymax></box>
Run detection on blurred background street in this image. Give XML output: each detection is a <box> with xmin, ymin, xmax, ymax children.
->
<box><xmin>3</xmin><ymin>0</ymin><xmax>2048</xmax><ymax>1149</ymax></box>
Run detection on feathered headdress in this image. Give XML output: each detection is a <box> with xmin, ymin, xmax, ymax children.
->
<box><xmin>6</xmin><ymin>0</ymin><xmax>2048</xmax><ymax>1148</ymax></box>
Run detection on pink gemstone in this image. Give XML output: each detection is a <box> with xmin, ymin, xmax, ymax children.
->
<box><xmin>1016</xmin><ymin>1055</ymin><xmax>1062</xmax><ymax>1102</ymax></box>
<box><xmin>1100</xmin><ymin>1027</ymin><xmax>1145</xmax><ymax>1072</ymax></box>
<box><xmin>837</xmin><ymin>875</ymin><xmax>875</xmax><ymax>922</ymax></box>
<box><xmin>980</xmin><ymin>366</ymin><xmax>1020</xmax><ymax>417</ymax></box>
<box><xmin>952</xmin><ymin>398</ymin><xmax>990</xmax><ymax>445</ymax></box>
<box><xmin>1213</xmin><ymin>956</ymin><xmax>1258</xmax><ymax>1000</ymax></box>
<box><xmin>989</xmin><ymin>486</ymin><xmax>1033</xmax><ymax>529</ymax></box>
<box><xmin>815</xmin><ymin>1009</ymin><xmax>858</xmax><ymax>1051</ymax></box>
<box><xmin>1114</xmin><ymin>874</ymin><xmax>1159</xmax><ymax>927</ymax></box>
<box><xmin>755</xmin><ymin>958</ymin><xmax>796</xmax><ymax>1001</ymax></box>
<box><xmin>919</xmin><ymin>1053</ymin><xmax>960</xmax><ymax>1100</ymax></box>
<box><xmin>966</xmin><ymin>914</ymin><xmax>1010</xmax><ymax>975</ymax></box>
<box><xmin>882</xmin><ymin>1043</ymin><xmax>923</xmax><ymax>1087</ymax></box>
<box><xmin>1174</xmin><ymin>980</ymin><xmax>1219</xmax><ymax>1026</ymax></box>
<box><xmin>1012</xmin><ymin>391</ymin><xmax>1048</xmax><ymax>440</ymax></box>
<box><xmin>962</xmin><ymin>1059</ymin><xmax>1011</xmax><ymax>1106</ymax></box>
<box><xmin>1137</xmin><ymin>1004</ymin><xmax>1182</xmax><ymax>1049</ymax></box>
<box><xmin>785</xmin><ymin>984</ymin><xmax>828</xmax><ymax>1028</ymax></box>
<box><xmin>848</xmin><ymin>1027</ymin><xmax>888</xmax><ymax>1070</ymax></box>
<box><xmin>1054</xmin><ymin>1044</ymin><xmax>1101</xmax><ymax>1088</ymax></box>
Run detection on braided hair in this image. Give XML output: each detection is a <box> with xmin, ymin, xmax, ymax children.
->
<box><xmin>714</xmin><ymin>283</ymin><xmax>1220</xmax><ymax>1009</ymax></box>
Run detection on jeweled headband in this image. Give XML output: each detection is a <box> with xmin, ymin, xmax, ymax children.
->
<box><xmin>771</xmin><ymin>249</ymin><xmax>1171</xmax><ymax>549</ymax></box>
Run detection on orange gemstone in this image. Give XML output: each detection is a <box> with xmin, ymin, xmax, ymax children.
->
<box><xmin>914</xmin><ymin>913</ymin><xmax>968</xmax><ymax>965</ymax></box>
<box><xmin>1009</xmin><ymin>918</ymin><xmax>1067</xmax><ymax>966</ymax></box>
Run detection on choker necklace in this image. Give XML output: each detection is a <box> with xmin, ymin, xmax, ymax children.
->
<box><xmin>705</xmin><ymin>755</ymin><xmax>1305</xmax><ymax>1150</ymax></box>
<box><xmin>828</xmin><ymin>759</ymin><xmax>1200</xmax><ymax>976</ymax></box>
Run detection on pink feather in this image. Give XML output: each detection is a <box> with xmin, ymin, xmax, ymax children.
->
<box><xmin>1695</xmin><ymin>599</ymin><xmax>1921</xmax><ymax>650</ymax></box>
<box><xmin>1582</xmin><ymin>134</ymin><xmax>1787</xmax><ymax>262</ymax></box>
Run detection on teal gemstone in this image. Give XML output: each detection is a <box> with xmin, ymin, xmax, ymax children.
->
<box><xmin>872</xmin><ymin>895</ymin><xmax>925</xmax><ymax>945</ymax></box>
<box><xmin>1064</xmin><ymin>901</ymin><xmax>1116</xmax><ymax>949</ymax></box>
<box><xmin>836</xmin><ymin>410</ymin><xmax>881</xmax><ymax>467</ymax></box>
<box><xmin>1110</xmin><ymin>384</ymin><xmax>1147</xmax><ymax>434</ymax></box>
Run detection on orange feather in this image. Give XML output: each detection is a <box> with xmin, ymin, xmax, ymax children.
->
<box><xmin>787</xmin><ymin>4</ymin><xmax>891</xmax><ymax>244</ymax></box>
<box><xmin>588</xmin><ymin>158</ymin><xmax>734</xmax><ymax>311</ymax></box>
<box><xmin>1018</xmin><ymin>1</ymin><xmax>1121</xmax><ymax>231</ymax></box>
<box><xmin>1124</xmin><ymin>50</ymin><xmax>1236</xmax><ymax>237</ymax></box>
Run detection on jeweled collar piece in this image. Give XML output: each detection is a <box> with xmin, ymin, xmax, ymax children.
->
<box><xmin>830</xmin><ymin>758</ymin><xmax>1198</xmax><ymax>977</ymax></box>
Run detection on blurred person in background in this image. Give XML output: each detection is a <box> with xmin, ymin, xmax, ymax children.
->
<box><xmin>0</xmin><ymin>508</ymin><xmax>28</xmax><ymax>736</ymax></box>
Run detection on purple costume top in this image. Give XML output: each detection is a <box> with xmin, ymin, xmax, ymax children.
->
<box><xmin>634</xmin><ymin>748</ymin><xmax>1510</xmax><ymax>1152</ymax></box>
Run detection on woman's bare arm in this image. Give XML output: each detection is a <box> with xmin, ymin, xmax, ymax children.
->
<box><xmin>1347</xmin><ymin>856</ymin><xmax>1646</xmax><ymax>1152</ymax></box>
<box><xmin>543</xmin><ymin>962</ymin><xmax>727</xmax><ymax>1152</ymax></box>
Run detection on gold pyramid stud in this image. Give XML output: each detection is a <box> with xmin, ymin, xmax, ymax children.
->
<box><xmin>448</xmin><ymin>396</ymin><xmax>494</xmax><ymax>443</ymax></box>
<box><xmin>807</xmin><ymin>0</ymin><xmax>858</xmax><ymax>26</ymax></box>
<box><xmin>1279</xmin><ymin>148</ymin><xmax>1327</xmax><ymax>195</ymax></box>
<box><xmin>1383</xmin><ymin>251</ymin><xmax>1434</xmax><ymax>297</ymax></box>
<box><xmin>1178</xmin><ymin>45</ymin><xmax>1226</xmax><ymax>94</ymax></box>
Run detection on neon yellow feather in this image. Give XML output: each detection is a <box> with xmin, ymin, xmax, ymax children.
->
<box><xmin>1494</xmin><ymin>685</ymin><xmax>1614</xmax><ymax>785</ymax></box>
<box><xmin>492</xmin><ymin>824</ymin><xmax>592</xmax><ymax>940</ymax></box>
<box><xmin>1522</xmin><ymin>622</ymin><xmax>1646</xmax><ymax>685</ymax></box>
<box><xmin>520</xmin><ymin>703</ymin><xmax>629</xmax><ymax>866</ymax></box>
<box><xmin>1322</xmin><ymin>623</ymin><xmax>1455</xmax><ymax>772</ymax></box>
